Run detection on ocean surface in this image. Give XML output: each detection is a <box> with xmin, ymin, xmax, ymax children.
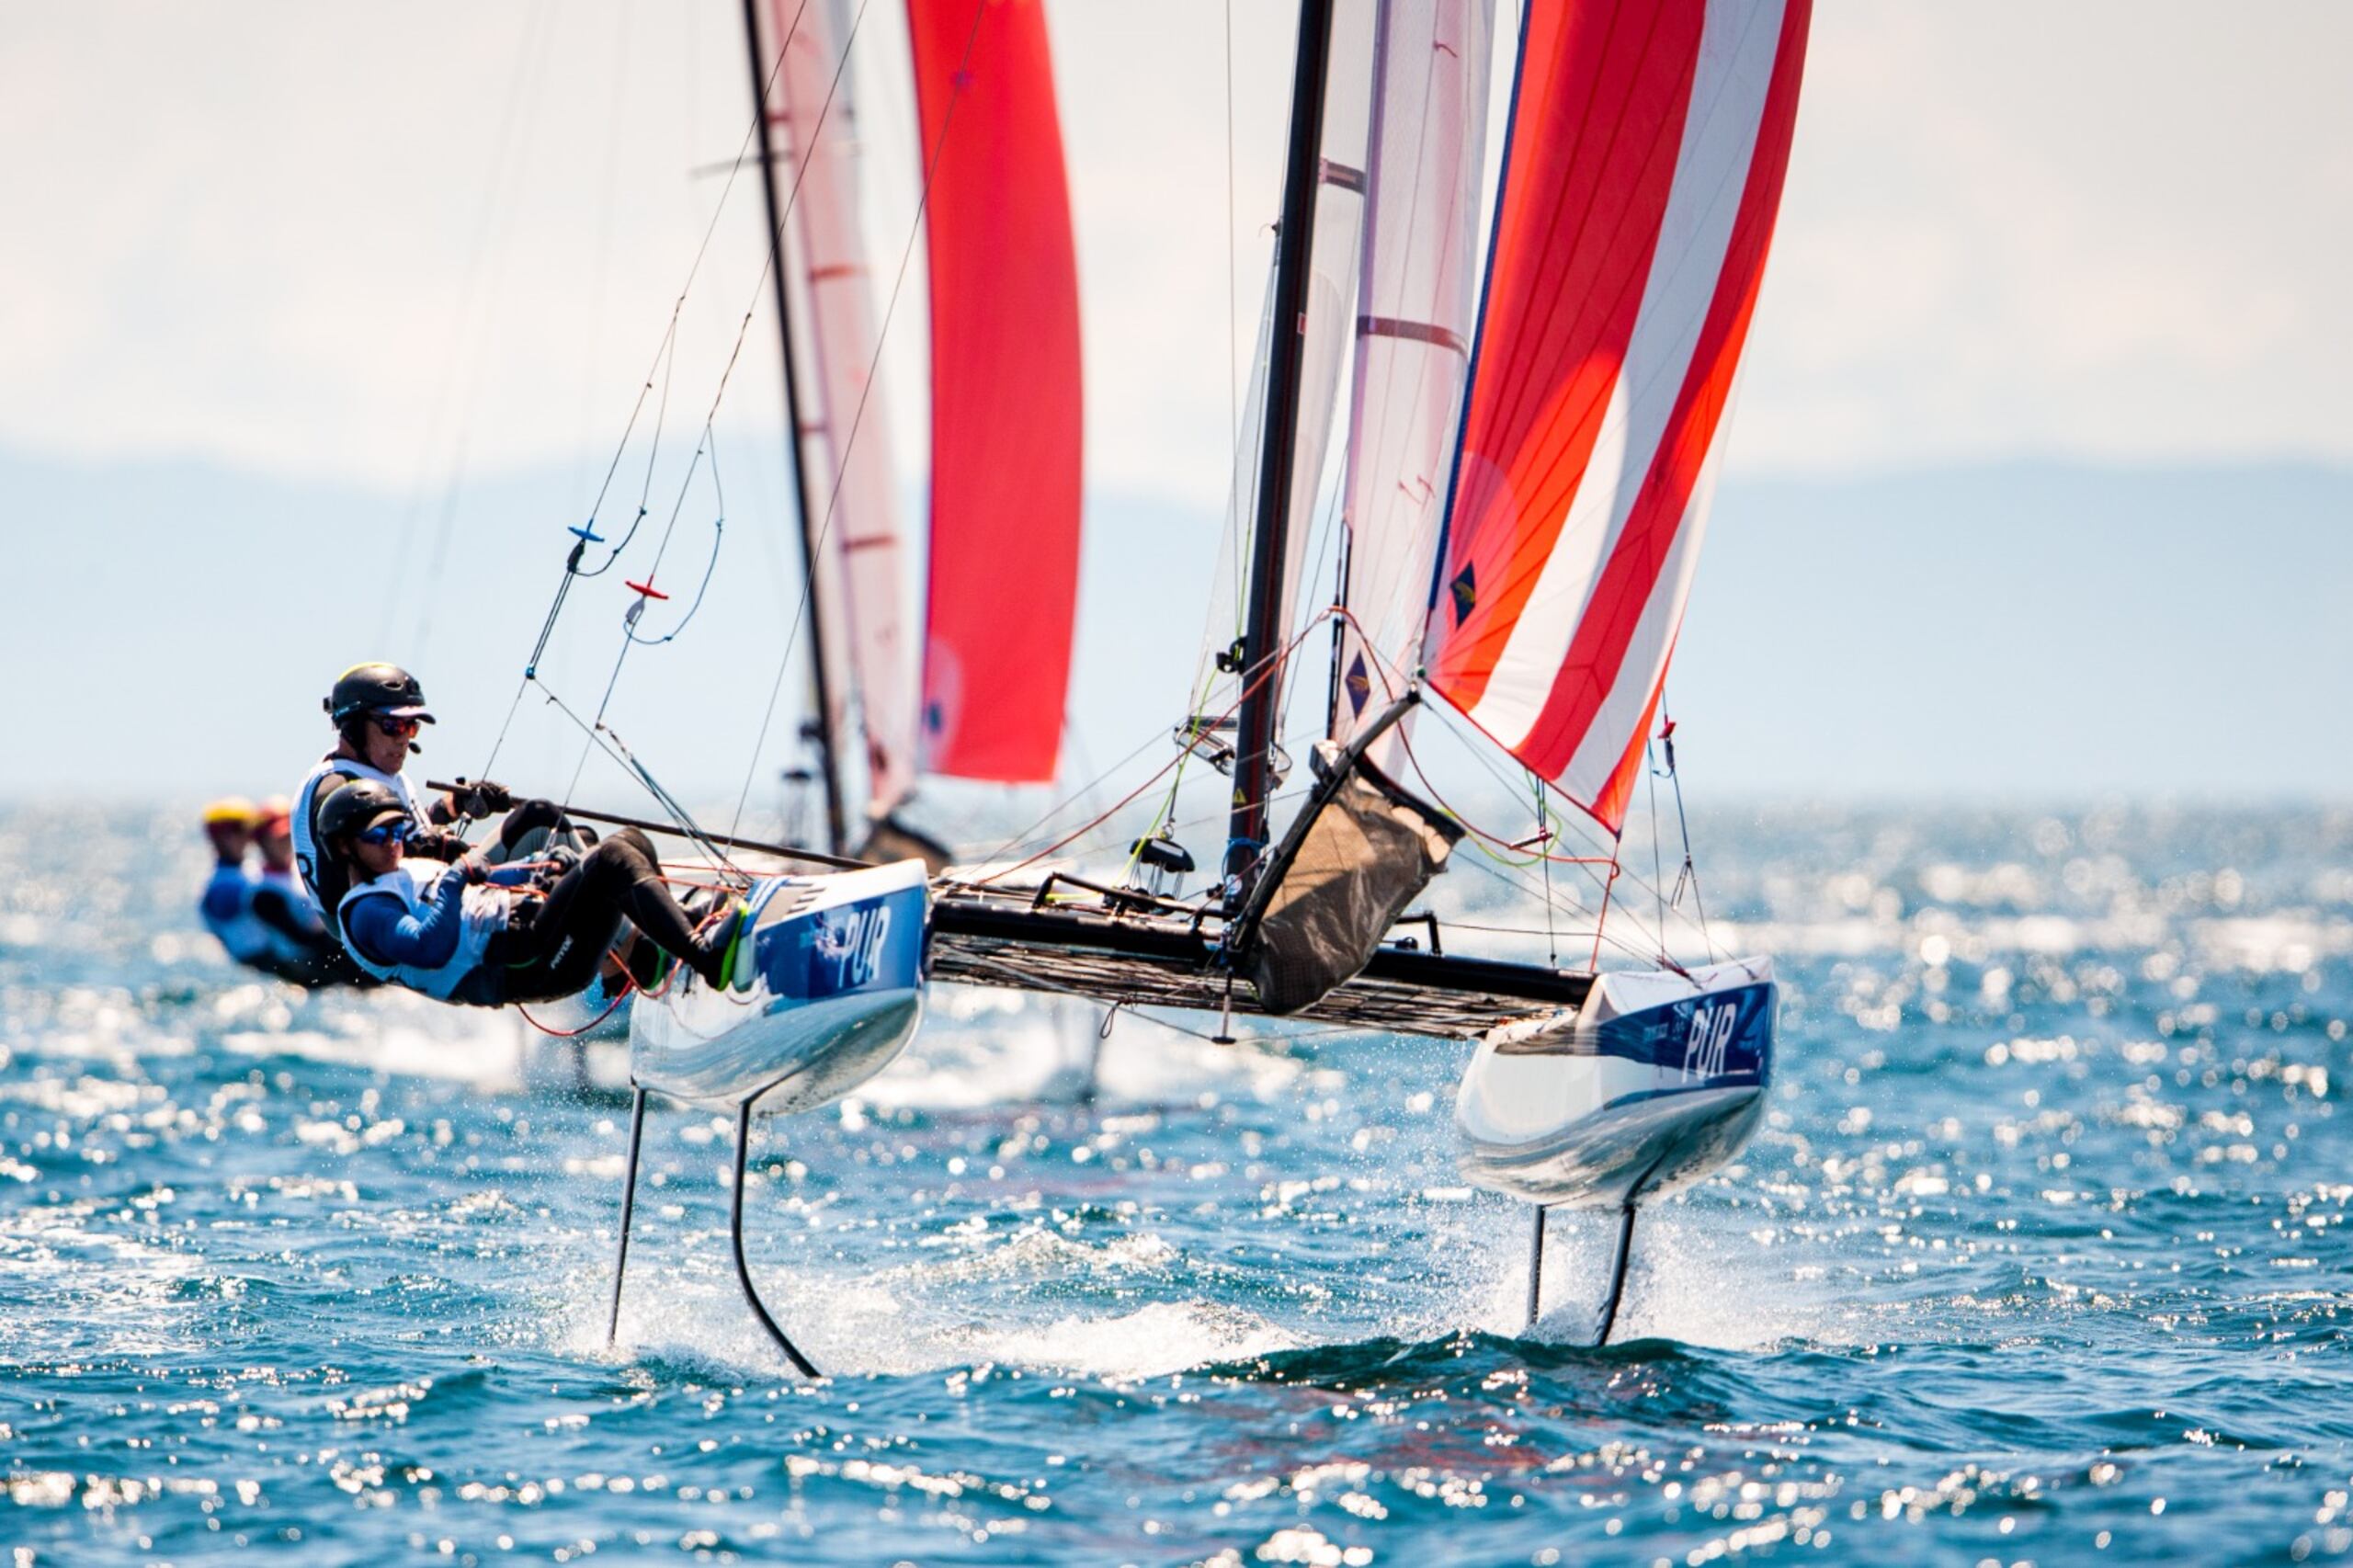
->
<box><xmin>1</xmin><ymin>801</ymin><xmax>2348</xmax><ymax>1566</ymax></box>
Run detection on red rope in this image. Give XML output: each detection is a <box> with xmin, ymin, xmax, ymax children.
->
<box><xmin>1392</xmin><ymin>720</ymin><xmax>1614</xmax><ymax>868</ymax></box>
<box><xmin>518</xmin><ymin>974</ymin><xmax>635</xmax><ymax>1038</ymax></box>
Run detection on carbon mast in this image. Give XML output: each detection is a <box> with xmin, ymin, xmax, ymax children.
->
<box><xmin>740</xmin><ymin>0</ymin><xmax>848</xmax><ymax>858</ymax></box>
<box><xmin>1222</xmin><ymin>0</ymin><xmax>1339</xmax><ymax>891</ymax></box>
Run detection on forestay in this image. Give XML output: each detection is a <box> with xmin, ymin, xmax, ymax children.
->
<box><xmin>1423</xmin><ymin>0</ymin><xmax>1812</xmax><ymax>830</ymax></box>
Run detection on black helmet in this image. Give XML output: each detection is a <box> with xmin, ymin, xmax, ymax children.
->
<box><xmin>317</xmin><ymin>778</ymin><xmax>410</xmax><ymax>842</ymax></box>
<box><xmin>325</xmin><ymin>663</ymin><xmax>435</xmax><ymax>725</ymax></box>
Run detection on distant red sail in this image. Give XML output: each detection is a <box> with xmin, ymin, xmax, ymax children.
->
<box><xmin>908</xmin><ymin>0</ymin><xmax>1084</xmax><ymax>783</ymax></box>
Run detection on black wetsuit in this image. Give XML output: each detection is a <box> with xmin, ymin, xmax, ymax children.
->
<box><xmin>448</xmin><ymin>828</ymin><xmax>729</xmax><ymax>1007</ymax></box>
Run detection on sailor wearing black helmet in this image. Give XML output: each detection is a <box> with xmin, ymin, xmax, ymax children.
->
<box><xmin>290</xmin><ymin>662</ymin><xmax>535</xmax><ymax>919</ymax></box>
<box><xmin>316</xmin><ymin>778</ymin><xmax>745</xmax><ymax>1007</ymax></box>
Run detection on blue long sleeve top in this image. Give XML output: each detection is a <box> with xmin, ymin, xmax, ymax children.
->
<box><xmin>343</xmin><ymin>868</ymin><xmax>471</xmax><ymax>971</ymax></box>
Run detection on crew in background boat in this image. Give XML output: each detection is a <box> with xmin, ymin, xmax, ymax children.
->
<box><xmin>314</xmin><ymin>778</ymin><xmax>746</xmax><ymax>1008</ymax></box>
<box><xmin>198</xmin><ymin>797</ymin><xmax>364</xmax><ymax>988</ymax></box>
<box><xmin>198</xmin><ymin>798</ymin><xmax>271</xmax><ymax>970</ymax></box>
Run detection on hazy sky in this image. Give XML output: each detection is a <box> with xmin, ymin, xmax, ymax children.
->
<box><xmin>6</xmin><ymin>1</ymin><xmax>2348</xmax><ymax>503</ymax></box>
<box><xmin>0</xmin><ymin>2</ymin><xmax>2347</xmax><ymax>807</ymax></box>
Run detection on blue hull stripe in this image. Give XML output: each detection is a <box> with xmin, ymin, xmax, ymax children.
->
<box><xmin>1494</xmin><ymin>980</ymin><xmax>1776</xmax><ymax>1092</ymax></box>
<box><xmin>751</xmin><ymin>884</ymin><xmax>927</xmax><ymax>1006</ymax></box>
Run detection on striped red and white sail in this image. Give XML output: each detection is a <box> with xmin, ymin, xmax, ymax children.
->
<box><xmin>909</xmin><ymin>0</ymin><xmax>1084</xmax><ymax>784</ymax></box>
<box><xmin>754</xmin><ymin>0</ymin><xmax>918</xmax><ymax>817</ymax></box>
<box><xmin>1423</xmin><ymin>0</ymin><xmax>1811</xmax><ymax>830</ymax></box>
<box><xmin>1331</xmin><ymin>0</ymin><xmax>1495</xmax><ymax>773</ymax></box>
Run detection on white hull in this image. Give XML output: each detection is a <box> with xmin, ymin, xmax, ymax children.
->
<box><xmin>1456</xmin><ymin>956</ymin><xmax>1776</xmax><ymax>1207</ymax></box>
<box><xmin>630</xmin><ymin>860</ymin><xmax>929</xmax><ymax>1114</ymax></box>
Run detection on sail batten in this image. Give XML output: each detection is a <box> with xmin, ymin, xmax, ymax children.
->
<box><xmin>910</xmin><ymin>0</ymin><xmax>1084</xmax><ymax>786</ymax></box>
<box><xmin>1423</xmin><ymin>0</ymin><xmax>1810</xmax><ymax>830</ymax></box>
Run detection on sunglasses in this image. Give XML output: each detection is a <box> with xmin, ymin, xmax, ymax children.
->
<box><xmin>357</xmin><ymin>819</ymin><xmax>415</xmax><ymax>846</ymax></box>
<box><xmin>369</xmin><ymin>714</ymin><xmax>421</xmax><ymax>739</ymax></box>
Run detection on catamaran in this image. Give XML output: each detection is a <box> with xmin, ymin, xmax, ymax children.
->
<box><xmin>529</xmin><ymin>0</ymin><xmax>1810</xmax><ymax>1374</ymax></box>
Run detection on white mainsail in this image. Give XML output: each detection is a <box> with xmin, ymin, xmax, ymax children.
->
<box><xmin>1328</xmin><ymin>0</ymin><xmax>1495</xmax><ymax>775</ymax></box>
<box><xmin>1190</xmin><ymin>0</ymin><xmax>1377</xmax><ymax>758</ymax></box>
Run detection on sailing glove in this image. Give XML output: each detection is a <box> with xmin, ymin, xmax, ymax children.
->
<box><xmin>451</xmin><ymin>779</ymin><xmax>515</xmax><ymax>819</ymax></box>
<box><xmin>407</xmin><ymin>828</ymin><xmax>470</xmax><ymax>862</ymax></box>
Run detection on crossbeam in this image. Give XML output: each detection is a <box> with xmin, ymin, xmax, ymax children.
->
<box><xmin>928</xmin><ymin>884</ymin><xmax>1591</xmax><ymax>1040</ymax></box>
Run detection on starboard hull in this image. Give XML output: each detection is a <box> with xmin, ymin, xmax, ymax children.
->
<box><xmin>1455</xmin><ymin>957</ymin><xmax>1776</xmax><ymax>1207</ymax></box>
<box><xmin>629</xmin><ymin>860</ymin><xmax>930</xmax><ymax>1114</ymax></box>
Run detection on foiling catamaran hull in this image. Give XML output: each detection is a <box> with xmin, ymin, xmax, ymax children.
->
<box><xmin>933</xmin><ymin>876</ymin><xmax>1775</xmax><ymax>1345</ymax></box>
<box><xmin>629</xmin><ymin>859</ymin><xmax>929</xmax><ymax>1112</ymax></box>
<box><xmin>1454</xmin><ymin>957</ymin><xmax>1775</xmax><ymax>1207</ymax></box>
<box><xmin>931</xmin><ymin>886</ymin><xmax>1772</xmax><ymax>1206</ymax></box>
<box><xmin>608</xmin><ymin>858</ymin><xmax>930</xmax><ymax>1377</ymax></box>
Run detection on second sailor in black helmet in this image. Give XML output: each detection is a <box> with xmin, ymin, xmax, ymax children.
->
<box><xmin>315</xmin><ymin>778</ymin><xmax>745</xmax><ymax>1007</ymax></box>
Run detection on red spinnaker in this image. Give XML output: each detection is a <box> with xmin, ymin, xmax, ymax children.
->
<box><xmin>909</xmin><ymin>0</ymin><xmax>1084</xmax><ymax>783</ymax></box>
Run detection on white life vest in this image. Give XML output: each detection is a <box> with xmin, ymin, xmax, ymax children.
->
<box><xmin>335</xmin><ymin>862</ymin><xmax>507</xmax><ymax>1001</ymax></box>
<box><xmin>291</xmin><ymin>752</ymin><xmax>424</xmax><ymax>915</ymax></box>
<box><xmin>198</xmin><ymin>864</ymin><xmax>271</xmax><ymax>963</ymax></box>
<box><xmin>252</xmin><ymin>865</ymin><xmax>328</xmax><ymax>963</ymax></box>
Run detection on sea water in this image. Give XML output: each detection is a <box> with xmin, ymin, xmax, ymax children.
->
<box><xmin>0</xmin><ymin>802</ymin><xmax>2347</xmax><ymax>1565</ymax></box>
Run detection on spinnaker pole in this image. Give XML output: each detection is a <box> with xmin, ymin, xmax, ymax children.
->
<box><xmin>740</xmin><ymin>0</ymin><xmax>848</xmax><ymax>858</ymax></box>
<box><xmin>1223</xmin><ymin>0</ymin><xmax>1338</xmax><ymax>890</ymax></box>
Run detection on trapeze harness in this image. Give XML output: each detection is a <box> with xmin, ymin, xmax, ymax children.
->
<box><xmin>335</xmin><ymin>863</ymin><xmax>508</xmax><ymax>1002</ymax></box>
<box><xmin>290</xmin><ymin>753</ymin><xmax>426</xmax><ymax>915</ymax></box>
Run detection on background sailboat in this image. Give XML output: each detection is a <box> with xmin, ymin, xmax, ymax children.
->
<box><xmin>744</xmin><ymin>0</ymin><xmax>1085</xmax><ymax>867</ymax></box>
<box><xmin>602</xmin><ymin>0</ymin><xmax>1096</xmax><ymax>1368</ymax></box>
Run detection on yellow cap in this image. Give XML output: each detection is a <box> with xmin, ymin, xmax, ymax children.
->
<box><xmin>202</xmin><ymin>797</ymin><xmax>258</xmax><ymax>827</ymax></box>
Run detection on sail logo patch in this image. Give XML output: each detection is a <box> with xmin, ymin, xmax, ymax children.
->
<box><xmin>1344</xmin><ymin>653</ymin><xmax>1371</xmax><ymax>716</ymax></box>
<box><xmin>1449</xmin><ymin>562</ymin><xmax>1477</xmax><ymax>624</ymax></box>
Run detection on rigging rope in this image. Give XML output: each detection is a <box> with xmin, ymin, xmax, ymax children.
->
<box><xmin>971</xmin><ymin>610</ymin><xmax>1336</xmax><ymax>887</ymax></box>
<box><xmin>474</xmin><ymin>0</ymin><xmax>829</xmax><ymax>802</ymax></box>
<box><xmin>1655</xmin><ymin>707</ymin><xmax>1717</xmax><ymax>960</ymax></box>
<box><xmin>519</xmin><ymin>975</ymin><xmax>635</xmax><ymax>1040</ymax></box>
